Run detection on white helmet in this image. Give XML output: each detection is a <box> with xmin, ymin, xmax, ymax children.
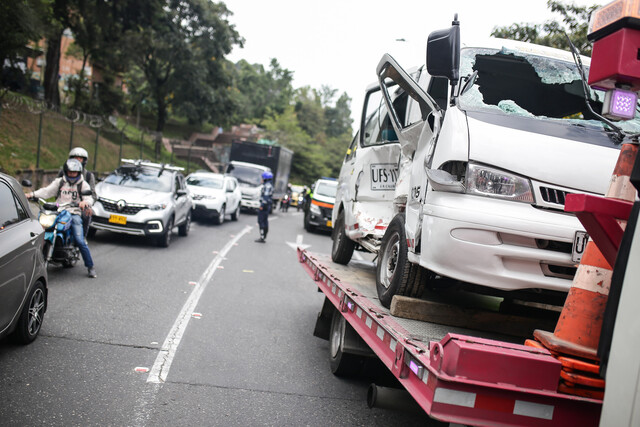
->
<box><xmin>69</xmin><ymin>147</ymin><xmax>89</xmax><ymax>167</ymax></box>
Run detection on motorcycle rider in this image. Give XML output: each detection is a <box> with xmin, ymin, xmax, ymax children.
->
<box><xmin>281</xmin><ymin>183</ymin><xmax>292</xmax><ymax>212</ymax></box>
<box><xmin>28</xmin><ymin>158</ymin><xmax>97</xmax><ymax>278</ymax></box>
<box><xmin>58</xmin><ymin>147</ymin><xmax>96</xmax><ymax>235</ymax></box>
<box><xmin>255</xmin><ymin>171</ymin><xmax>274</xmax><ymax>243</ymax></box>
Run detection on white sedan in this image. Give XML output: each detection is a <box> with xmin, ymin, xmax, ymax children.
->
<box><xmin>186</xmin><ymin>172</ymin><xmax>242</xmax><ymax>224</ymax></box>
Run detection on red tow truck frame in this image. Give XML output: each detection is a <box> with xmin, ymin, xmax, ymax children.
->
<box><xmin>298</xmin><ymin>249</ymin><xmax>602</xmax><ymax>426</ymax></box>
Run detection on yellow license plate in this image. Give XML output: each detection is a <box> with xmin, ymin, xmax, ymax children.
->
<box><xmin>326</xmin><ymin>220</ymin><xmax>332</xmax><ymax>228</ymax></box>
<box><xmin>109</xmin><ymin>214</ymin><xmax>127</xmax><ymax>225</ymax></box>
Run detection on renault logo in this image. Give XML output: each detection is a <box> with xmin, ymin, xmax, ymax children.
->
<box><xmin>116</xmin><ymin>200</ymin><xmax>126</xmax><ymax>212</ymax></box>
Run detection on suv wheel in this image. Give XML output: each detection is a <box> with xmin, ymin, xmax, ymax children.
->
<box><xmin>230</xmin><ymin>204</ymin><xmax>240</xmax><ymax>221</ymax></box>
<box><xmin>331</xmin><ymin>210</ymin><xmax>354</xmax><ymax>265</ymax></box>
<box><xmin>215</xmin><ymin>205</ymin><xmax>225</xmax><ymax>225</ymax></box>
<box><xmin>178</xmin><ymin>211</ymin><xmax>191</xmax><ymax>236</ymax></box>
<box><xmin>157</xmin><ymin>218</ymin><xmax>173</xmax><ymax>247</ymax></box>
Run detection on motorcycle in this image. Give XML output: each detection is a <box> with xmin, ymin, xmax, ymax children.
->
<box><xmin>280</xmin><ymin>193</ymin><xmax>290</xmax><ymax>212</ymax></box>
<box><xmin>34</xmin><ymin>195</ymin><xmax>89</xmax><ymax>268</ymax></box>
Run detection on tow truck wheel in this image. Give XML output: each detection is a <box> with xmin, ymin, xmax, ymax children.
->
<box><xmin>329</xmin><ymin>309</ymin><xmax>363</xmax><ymax>376</ymax></box>
<box><xmin>331</xmin><ymin>211</ymin><xmax>355</xmax><ymax>265</ymax></box>
<box><xmin>376</xmin><ymin>213</ymin><xmax>414</xmax><ymax>308</ymax></box>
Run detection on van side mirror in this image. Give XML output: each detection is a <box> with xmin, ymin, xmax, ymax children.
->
<box><xmin>426</xmin><ymin>14</ymin><xmax>460</xmax><ymax>87</ymax></box>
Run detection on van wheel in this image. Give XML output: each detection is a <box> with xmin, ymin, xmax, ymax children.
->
<box><xmin>13</xmin><ymin>280</ymin><xmax>46</xmax><ymax>344</ymax></box>
<box><xmin>178</xmin><ymin>211</ymin><xmax>191</xmax><ymax>236</ymax></box>
<box><xmin>376</xmin><ymin>214</ymin><xmax>422</xmax><ymax>308</ymax></box>
<box><xmin>329</xmin><ymin>309</ymin><xmax>363</xmax><ymax>376</ymax></box>
<box><xmin>331</xmin><ymin>211</ymin><xmax>354</xmax><ymax>265</ymax></box>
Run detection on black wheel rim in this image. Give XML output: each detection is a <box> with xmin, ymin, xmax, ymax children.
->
<box><xmin>27</xmin><ymin>288</ymin><xmax>45</xmax><ymax>336</ymax></box>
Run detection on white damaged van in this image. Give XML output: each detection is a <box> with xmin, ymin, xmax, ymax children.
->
<box><xmin>332</xmin><ymin>18</ymin><xmax>638</xmax><ymax>308</ymax></box>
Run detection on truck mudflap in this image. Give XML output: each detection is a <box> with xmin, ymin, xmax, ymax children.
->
<box><xmin>298</xmin><ymin>249</ymin><xmax>603</xmax><ymax>426</ymax></box>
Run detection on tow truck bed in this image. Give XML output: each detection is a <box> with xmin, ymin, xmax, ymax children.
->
<box><xmin>299</xmin><ymin>249</ymin><xmax>602</xmax><ymax>426</ymax></box>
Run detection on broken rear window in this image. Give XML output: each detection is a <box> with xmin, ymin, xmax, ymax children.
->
<box><xmin>457</xmin><ymin>47</ymin><xmax>640</xmax><ymax>133</ymax></box>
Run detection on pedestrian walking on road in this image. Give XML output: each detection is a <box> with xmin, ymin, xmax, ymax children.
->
<box><xmin>255</xmin><ymin>171</ymin><xmax>273</xmax><ymax>243</ymax></box>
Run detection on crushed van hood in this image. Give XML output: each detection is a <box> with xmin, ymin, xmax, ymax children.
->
<box><xmin>466</xmin><ymin>114</ymin><xmax>620</xmax><ymax>194</ymax></box>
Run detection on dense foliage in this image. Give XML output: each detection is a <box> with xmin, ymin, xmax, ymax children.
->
<box><xmin>0</xmin><ymin>0</ymin><xmax>354</xmax><ymax>184</ymax></box>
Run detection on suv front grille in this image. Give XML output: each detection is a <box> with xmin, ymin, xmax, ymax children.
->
<box><xmin>99</xmin><ymin>199</ymin><xmax>147</xmax><ymax>215</ymax></box>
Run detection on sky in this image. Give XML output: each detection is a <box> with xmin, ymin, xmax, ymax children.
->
<box><xmin>222</xmin><ymin>0</ymin><xmax>607</xmax><ymax>127</ymax></box>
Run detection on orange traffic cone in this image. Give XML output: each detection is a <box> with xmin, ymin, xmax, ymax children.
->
<box><xmin>534</xmin><ymin>143</ymin><xmax>638</xmax><ymax>361</ymax></box>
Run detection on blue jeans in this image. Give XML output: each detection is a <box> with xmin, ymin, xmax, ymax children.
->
<box><xmin>71</xmin><ymin>214</ymin><xmax>94</xmax><ymax>268</ymax></box>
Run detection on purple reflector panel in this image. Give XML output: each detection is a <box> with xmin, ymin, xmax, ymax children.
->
<box><xmin>610</xmin><ymin>89</ymin><xmax>637</xmax><ymax>120</ymax></box>
<box><xmin>347</xmin><ymin>301</ymin><xmax>354</xmax><ymax>311</ymax></box>
<box><xmin>409</xmin><ymin>360</ymin><xmax>419</xmax><ymax>375</ymax></box>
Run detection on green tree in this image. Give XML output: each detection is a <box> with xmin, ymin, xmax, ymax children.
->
<box><xmin>0</xmin><ymin>0</ymin><xmax>49</xmax><ymax>92</ymax></box>
<box><xmin>125</xmin><ymin>0</ymin><xmax>243</xmax><ymax>132</ymax></box>
<box><xmin>231</xmin><ymin>58</ymin><xmax>294</xmax><ymax>124</ymax></box>
<box><xmin>491</xmin><ymin>0</ymin><xmax>598</xmax><ymax>55</ymax></box>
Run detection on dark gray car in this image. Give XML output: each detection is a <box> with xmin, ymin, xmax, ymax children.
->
<box><xmin>0</xmin><ymin>172</ymin><xmax>48</xmax><ymax>344</ymax></box>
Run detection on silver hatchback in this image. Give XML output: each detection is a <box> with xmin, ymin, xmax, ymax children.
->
<box><xmin>90</xmin><ymin>160</ymin><xmax>193</xmax><ymax>247</ymax></box>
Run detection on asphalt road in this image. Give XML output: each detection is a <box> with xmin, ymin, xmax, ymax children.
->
<box><xmin>0</xmin><ymin>208</ymin><xmax>437</xmax><ymax>426</ymax></box>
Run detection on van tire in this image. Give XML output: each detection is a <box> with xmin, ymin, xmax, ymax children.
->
<box><xmin>331</xmin><ymin>211</ymin><xmax>354</xmax><ymax>265</ymax></box>
<box><xmin>376</xmin><ymin>213</ymin><xmax>415</xmax><ymax>308</ymax></box>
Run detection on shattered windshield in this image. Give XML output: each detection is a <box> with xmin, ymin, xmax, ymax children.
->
<box><xmin>457</xmin><ymin>47</ymin><xmax>640</xmax><ymax>133</ymax></box>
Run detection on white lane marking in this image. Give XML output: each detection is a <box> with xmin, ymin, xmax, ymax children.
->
<box><xmin>286</xmin><ymin>234</ymin><xmax>311</xmax><ymax>251</ymax></box>
<box><xmin>146</xmin><ymin>225</ymin><xmax>252</xmax><ymax>384</ymax></box>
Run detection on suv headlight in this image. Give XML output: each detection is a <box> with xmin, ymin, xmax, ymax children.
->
<box><xmin>149</xmin><ymin>203</ymin><xmax>167</xmax><ymax>211</ymax></box>
<box><xmin>466</xmin><ymin>163</ymin><xmax>534</xmax><ymax>203</ymax></box>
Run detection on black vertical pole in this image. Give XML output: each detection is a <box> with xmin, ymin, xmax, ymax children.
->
<box><xmin>69</xmin><ymin>120</ymin><xmax>75</xmax><ymax>151</ymax></box>
<box><xmin>94</xmin><ymin>127</ymin><xmax>100</xmax><ymax>171</ymax></box>
<box><xmin>36</xmin><ymin>111</ymin><xmax>44</xmax><ymax>169</ymax></box>
<box><xmin>187</xmin><ymin>145</ymin><xmax>192</xmax><ymax>174</ymax></box>
<box><xmin>118</xmin><ymin>131</ymin><xmax>124</xmax><ymax>165</ymax></box>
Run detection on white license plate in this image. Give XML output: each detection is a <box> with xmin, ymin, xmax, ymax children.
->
<box><xmin>571</xmin><ymin>231</ymin><xmax>589</xmax><ymax>263</ymax></box>
<box><xmin>370</xmin><ymin>163</ymin><xmax>398</xmax><ymax>191</ymax></box>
